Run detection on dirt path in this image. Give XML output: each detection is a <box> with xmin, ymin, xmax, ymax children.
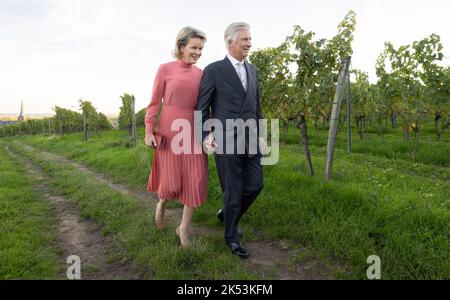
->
<box><xmin>18</xmin><ymin>142</ymin><xmax>331</xmax><ymax>279</ymax></box>
<box><xmin>6</xmin><ymin>146</ymin><xmax>148</xmax><ymax>280</ymax></box>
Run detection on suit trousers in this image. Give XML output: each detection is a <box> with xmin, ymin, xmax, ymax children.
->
<box><xmin>214</xmin><ymin>154</ymin><xmax>264</xmax><ymax>243</ymax></box>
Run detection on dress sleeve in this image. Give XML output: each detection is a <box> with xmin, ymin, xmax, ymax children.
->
<box><xmin>196</xmin><ymin>65</ymin><xmax>216</xmax><ymax>142</ymax></box>
<box><xmin>145</xmin><ymin>64</ymin><xmax>165</xmax><ymax>134</ymax></box>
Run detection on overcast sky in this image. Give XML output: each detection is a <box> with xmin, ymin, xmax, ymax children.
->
<box><xmin>1</xmin><ymin>0</ymin><xmax>449</xmax><ymax>115</ymax></box>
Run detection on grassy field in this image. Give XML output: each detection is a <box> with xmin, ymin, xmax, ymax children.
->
<box><xmin>1</xmin><ymin>121</ymin><xmax>449</xmax><ymax>279</ymax></box>
<box><xmin>0</xmin><ymin>142</ymin><xmax>60</xmax><ymax>279</ymax></box>
<box><xmin>5</xmin><ymin>140</ymin><xmax>260</xmax><ymax>280</ymax></box>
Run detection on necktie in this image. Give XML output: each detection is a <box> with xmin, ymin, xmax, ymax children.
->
<box><xmin>237</xmin><ymin>62</ymin><xmax>247</xmax><ymax>92</ymax></box>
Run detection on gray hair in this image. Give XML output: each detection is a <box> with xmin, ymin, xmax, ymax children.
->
<box><xmin>224</xmin><ymin>22</ymin><xmax>250</xmax><ymax>50</ymax></box>
<box><xmin>173</xmin><ymin>26</ymin><xmax>207</xmax><ymax>59</ymax></box>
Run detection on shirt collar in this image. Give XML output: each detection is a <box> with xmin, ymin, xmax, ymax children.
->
<box><xmin>227</xmin><ymin>54</ymin><xmax>245</xmax><ymax>66</ymax></box>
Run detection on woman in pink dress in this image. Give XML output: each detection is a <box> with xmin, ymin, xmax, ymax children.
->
<box><xmin>144</xmin><ymin>27</ymin><xmax>208</xmax><ymax>248</ymax></box>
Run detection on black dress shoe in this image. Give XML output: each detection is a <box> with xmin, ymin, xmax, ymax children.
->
<box><xmin>227</xmin><ymin>242</ymin><xmax>250</xmax><ymax>258</ymax></box>
<box><xmin>216</xmin><ymin>208</ymin><xmax>224</xmax><ymax>222</ymax></box>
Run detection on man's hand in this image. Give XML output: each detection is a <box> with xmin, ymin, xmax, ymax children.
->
<box><xmin>145</xmin><ymin>133</ymin><xmax>158</xmax><ymax>148</ymax></box>
<box><xmin>203</xmin><ymin>133</ymin><xmax>217</xmax><ymax>154</ymax></box>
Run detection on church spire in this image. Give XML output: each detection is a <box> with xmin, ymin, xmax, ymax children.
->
<box><xmin>17</xmin><ymin>100</ymin><xmax>24</xmax><ymax>121</ymax></box>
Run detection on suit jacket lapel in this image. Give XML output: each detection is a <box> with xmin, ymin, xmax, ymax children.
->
<box><xmin>240</xmin><ymin>61</ymin><xmax>255</xmax><ymax>114</ymax></box>
<box><xmin>220</xmin><ymin>57</ymin><xmax>246</xmax><ymax>99</ymax></box>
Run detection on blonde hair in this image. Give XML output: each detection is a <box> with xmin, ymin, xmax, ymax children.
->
<box><xmin>173</xmin><ymin>26</ymin><xmax>207</xmax><ymax>59</ymax></box>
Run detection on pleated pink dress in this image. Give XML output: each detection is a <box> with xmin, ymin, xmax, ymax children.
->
<box><xmin>145</xmin><ymin>59</ymin><xmax>208</xmax><ymax>208</ymax></box>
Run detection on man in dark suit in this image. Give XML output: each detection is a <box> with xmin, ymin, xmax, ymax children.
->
<box><xmin>196</xmin><ymin>22</ymin><xmax>264</xmax><ymax>258</ymax></box>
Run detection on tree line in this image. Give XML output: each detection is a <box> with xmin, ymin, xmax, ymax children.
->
<box><xmin>0</xmin><ymin>100</ymin><xmax>111</xmax><ymax>138</ymax></box>
<box><xmin>249</xmin><ymin>10</ymin><xmax>449</xmax><ymax>172</ymax></box>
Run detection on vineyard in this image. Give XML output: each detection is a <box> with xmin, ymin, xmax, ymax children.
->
<box><xmin>1</xmin><ymin>11</ymin><xmax>449</xmax><ymax>280</ymax></box>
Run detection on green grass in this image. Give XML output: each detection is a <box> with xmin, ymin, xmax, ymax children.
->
<box><xmin>247</xmin><ymin>145</ymin><xmax>449</xmax><ymax>279</ymax></box>
<box><xmin>0</xmin><ymin>141</ymin><xmax>60</xmax><ymax>279</ymax></box>
<box><xmin>4</xmin><ymin>122</ymin><xmax>449</xmax><ymax>279</ymax></box>
<box><xmin>281</xmin><ymin>122</ymin><xmax>450</xmax><ymax>167</ymax></box>
<box><xmin>7</xmin><ymin>140</ymin><xmax>261</xmax><ymax>280</ymax></box>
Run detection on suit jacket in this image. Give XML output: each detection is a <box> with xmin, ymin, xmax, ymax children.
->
<box><xmin>196</xmin><ymin>56</ymin><xmax>264</xmax><ymax>156</ymax></box>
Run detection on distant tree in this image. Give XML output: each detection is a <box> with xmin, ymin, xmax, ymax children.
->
<box><xmin>79</xmin><ymin>99</ymin><xmax>99</xmax><ymax>141</ymax></box>
<box><xmin>98</xmin><ymin>113</ymin><xmax>112</xmax><ymax>130</ymax></box>
<box><xmin>118</xmin><ymin>93</ymin><xmax>134</xmax><ymax>135</ymax></box>
<box><xmin>136</xmin><ymin>107</ymin><xmax>146</xmax><ymax>128</ymax></box>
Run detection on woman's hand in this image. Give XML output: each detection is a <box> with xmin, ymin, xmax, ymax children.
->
<box><xmin>145</xmin><ymin>133</ymin><xmax>158</xmax><ymax>148</ymax></box>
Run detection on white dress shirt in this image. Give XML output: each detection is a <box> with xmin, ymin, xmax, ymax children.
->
<box><xmin>227</xmin><ymin>54</ymin><xmax>247</xmax><ymax>91</ymax></box>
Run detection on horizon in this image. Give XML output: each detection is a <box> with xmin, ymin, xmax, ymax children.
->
<box><xmin>0</xmin><ymin>112</ymin><xmax>119</xmax><ymax>119</ymax></box>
